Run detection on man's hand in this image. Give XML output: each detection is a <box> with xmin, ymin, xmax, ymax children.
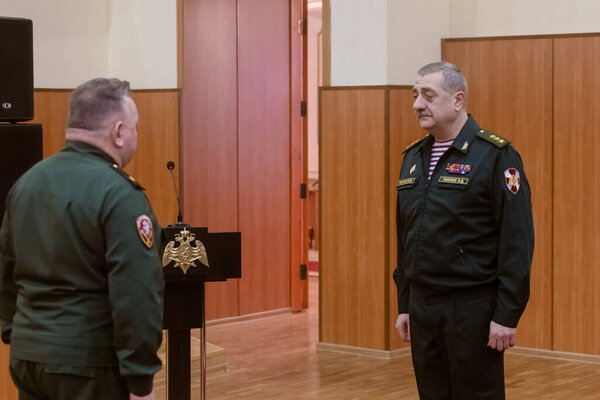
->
<box><xmin>488</xmin><ymin>320</ymin><xmax>516</xmax><ymax>351</ymax></box>
<box><xmin>395</xmin><ymin>313</ymin><xmax>411</xmax><ymax>342</ymax></box>
<box><xmin>130</xmin><ymin>391</ymin><xmax>155</xmax><ymax>400</ymax></box>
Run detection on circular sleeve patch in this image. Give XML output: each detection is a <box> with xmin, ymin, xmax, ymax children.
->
<box><xmin>136</xmin><ymin>215</ymin><xmax>154</xmax><ymax>248</ymax></box>
<box><xmin>504</xmin><ymin>168</ymin><xmax>521</xmax><ymax>195</ymax></box>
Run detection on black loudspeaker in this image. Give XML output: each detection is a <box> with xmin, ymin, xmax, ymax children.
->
<box><xmin>0</xmin><ymin>17</ymin><xmax>34</xmax><ymax>122</ymax></box>
<box><xmin>0</xmin><ymin>124</ymin><xmax>43</xmax><ymax>219</ymax></box>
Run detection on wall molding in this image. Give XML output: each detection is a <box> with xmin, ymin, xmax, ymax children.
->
<box><xmin>320</xmin><ymin>84</ymin><xmax>411</xmax><ymax>90</ymax></box>
<box><xmin>316</xmin><ymin>342</ymin><xmax>600</xmax><ymax>365</ymax></box>
<box><xmin>510</xmin><ymin>347</ymin><xmax>600</xmax><ymax>365</ymax></box>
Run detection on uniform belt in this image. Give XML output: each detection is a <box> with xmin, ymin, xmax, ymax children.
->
<box><xmin>410</xmin><ymin>283</ymin><xmax>497</xmax><ymax>305</ymax></box>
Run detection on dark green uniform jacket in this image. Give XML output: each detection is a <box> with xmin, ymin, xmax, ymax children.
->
<box><xmin>0</xmin><ymin>140</ymin><xmax>164</xmax><ymax>395</ymax></box>
<box><xmin>394</xmin><ymin>116</ymin><xmax>534</xmax><ymax>328</ymax></box>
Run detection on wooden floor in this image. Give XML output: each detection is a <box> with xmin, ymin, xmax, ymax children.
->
<box><xmin>154</xmin><ymin>276</ymin><xmax>600</xmax><ymax>399</ymax></box>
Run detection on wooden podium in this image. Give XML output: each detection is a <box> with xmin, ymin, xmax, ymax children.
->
<box><xmin>162</xmin><ymin>224</ymin><xmax>241</xmax><ymax>400</ymax></box>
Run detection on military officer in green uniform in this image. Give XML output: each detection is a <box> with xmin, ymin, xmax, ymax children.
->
<box><xmin>0</xmin><ymin>78</ymin><xmax>163</xmax><ymax>400</ymax></box>
<box><xmin>394</xmin><ymin>62</ymin><xmax>534</xmax><ymax>399</ymax></box>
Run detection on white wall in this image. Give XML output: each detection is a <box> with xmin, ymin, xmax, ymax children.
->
<box><xmin>108</xmin><ymin>0</ymin><xmax>177</xmax><ymax>89</ymax></box>
<box><xmin>1</xmin><ymin>0</ymin><xmax>110</xmax><ymax>88</ymax></box>
<box><xmin>0</xmin><ymin>0</ymin><xmax>177</xmax><ymax>89</ymax></box>
<box><xmin>329</xmin><ymin>0</ymin><xmax>449</xmax><ymax>86</ymax></box>
<box><xmin>330</xmin><ymin>0</ymin><xmax>388</xmax><ymax>86</ymax></box>
<box><xmin>387</xmin><ymin>0</ymin><xmax>449</xmax><ymax>85</ymax></box>
<box><xmin>330</xmin><ymin>0</ymin><xmax>600</xmax><ymax>86</ymax></box>
<box><xmin>450</xmin><ymin>0</ymin><xmax>600</xmax><ymax>37</ymax></box>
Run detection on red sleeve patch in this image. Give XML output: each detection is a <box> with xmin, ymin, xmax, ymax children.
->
<box><xmin>504</xmin><ymin>168</ymin><xmax>521</xmax><ymax>195</ymax></box>
<box><xmin>136</xmin><ymin>215</ymin><xmax>154</xmax><ymax>248</ymax></box>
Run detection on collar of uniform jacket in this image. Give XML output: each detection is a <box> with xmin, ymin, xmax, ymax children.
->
<box><xmin>415</xmin><ymin>114</ymin><xmax>480</xmax><ymax>155</ymax></box>
<box><xmin>63</xmin><ymin>140</ymin><xmax>118</xmax><ymax>165</ymax></box>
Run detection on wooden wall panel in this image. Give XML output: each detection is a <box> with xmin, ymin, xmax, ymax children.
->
<box><xmin>0</xmin><ymin>344</ymin><xmax>16</xmax><ymax>400</ymax></box>
<box><xmin>388</xmin><ymin>88</ymin><xmax>425</xmax><ymax>350</ymax></box>
<box><xmin>31</xmin><ymin>89</ymin><xmax>179</xmax><ymax>227</ymax></box>
<box><xmin>127</xmin><ymin>90</ymin><xmax>179</xmax><ymax>227</ymax></box>
<box><xmin>320</xmin><ymin>88</ymin><xmax>387</xmax><ymax>350</ymax></box>
<box><xmin>553</xmin><ymin>36</ymin><xmax>600</xmax><ymax>355</ymax></box>
<box><xmin>443</xmin><ymin>38</ymin><xmax>553</xmax><ymax>350</ymax></box>
<box><xmin>182</xmin><ymin>0</ymin><xmax>239</xmax><ymax>320</ymax></box>
<box><xmin>31</xmin><ymin>90</ymin><xmax>70</xmax><ymax>158</ymax></box>
<box><xmin>237</xmin><ymin>0</ymin><xmax>291</xmax><ymax>314</ymax></box>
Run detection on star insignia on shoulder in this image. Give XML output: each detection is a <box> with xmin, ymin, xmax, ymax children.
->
<box><xmin>477</xmin><ymin>129</ymin><xmax>510</xmax><ymax>148</ymax></box>
<box><xmin>489</xmin><ymin>134</ymin><xmax>505</xmax><ymax>144</ymax></box>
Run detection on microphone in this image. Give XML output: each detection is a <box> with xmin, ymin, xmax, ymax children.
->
<box><xmin>166</xmin><ymin>161</ymin><xmax>187</xmax><ymax>226</ymax></box>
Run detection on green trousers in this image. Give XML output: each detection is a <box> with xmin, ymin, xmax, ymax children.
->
<box><xmin>9</xmin><ymin>358</ymin><xmax>128</xmax><ymax>400</ymax></box>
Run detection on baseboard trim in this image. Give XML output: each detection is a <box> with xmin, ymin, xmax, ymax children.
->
<box><xmin>510</xmin><ymin>346</ymin><xmax>600</xmax><ymax>365</ymax></box>
<box><xmin>206</xmin><ymin>307</ymin><xmax>292</xmax><ymax>326</ymax></box>
<box><xmin>316</xmin><ymin>342</ymin><xmax>411</xmax><ymax>360</ymax></box>
<box><xmin>315</xmin><ymin>343</ymin><xmax>600</xmax><ymax>364</ymax></box>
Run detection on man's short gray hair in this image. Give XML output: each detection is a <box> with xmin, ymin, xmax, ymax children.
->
<box><xmin>66</xmin><ymin>78</ymin><xmax>131</xmax><ymax>131</ymax></box>
<box><xmin>418</xmin><ymin>62</ymin><xmax>467</xmax><ymax>97</ymax></box>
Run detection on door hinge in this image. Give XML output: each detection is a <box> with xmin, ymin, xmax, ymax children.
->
<box><xmin>299</xmin><ymin>101</ymin><xmax>307</xmax><ymax>117</ymax></box>
<box><xmin>299</xmin><ymin>183</ymin><xmax>307</xmax><ymax>199</ymax></box>
<box><xmin>300</xmin><ymin>264</ymin><xmax>308</xmax><ymax>280</ymax></box>
<box><xmin>298</xmin><ymin>19</ymin><xmax>306</xmax><ymax>35</ymax></box>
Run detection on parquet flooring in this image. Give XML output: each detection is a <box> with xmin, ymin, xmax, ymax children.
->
<box><xmin>154</xmin><ymin>276</ymin><xmax>600</xmax><ymax>399</ymax></box>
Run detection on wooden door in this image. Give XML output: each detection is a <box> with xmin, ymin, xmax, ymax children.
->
<box><xmin>183</xmin><ymin>0</ymin><xmax>294</xmax><ymax>319</ymax></box>
<box><xmin>182</xmin><ymin>0</ymin><xmax>240</xmax><ymax>320</ymax></box>
<box><xmin>290</xmin><ymin>0</ymin><xmax>308</xmax><ymax>311</ymax></box>
<box><xmin>237</xmin><ymin>0</ymin><xmax>291</xmax><ymax>315</ymax></box>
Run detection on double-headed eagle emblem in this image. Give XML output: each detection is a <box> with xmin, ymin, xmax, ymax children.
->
<box><xmin>162</xmin><ymin>228</ymin><xmax>209</xmax><ymax>274</ymax></box>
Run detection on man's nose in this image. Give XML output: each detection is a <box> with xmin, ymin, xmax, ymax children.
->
<box><xmin>413</xmin><ymin>96</ymin><xmax>424</xmax><ymax>111</ymax></box>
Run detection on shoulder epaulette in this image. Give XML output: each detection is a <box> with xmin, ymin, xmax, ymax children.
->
<box><xmin>476</xmin><ymin>129</ymin><xmax>510</xmax><ymax>148</ymax></box>
<box><xmin>109</xmin><ymin>163</ymin><xmax>145</xmax><ymax>190</ymax></box>
<box><xmin>402</xmin><ymin>136</ymin><xmax>427</xmax><ymax>154</ymax></box>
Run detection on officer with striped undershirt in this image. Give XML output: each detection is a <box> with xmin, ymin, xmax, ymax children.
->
<box><xmin>394</xmin><ymin>62</ymin><xmax>534</xmax><ymax>400</ymax></box>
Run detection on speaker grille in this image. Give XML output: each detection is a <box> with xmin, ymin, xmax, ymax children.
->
<box><xmin>0</xmin><ymin>17</ymin><xmax>34</xmax><ymax>122</ymax></box>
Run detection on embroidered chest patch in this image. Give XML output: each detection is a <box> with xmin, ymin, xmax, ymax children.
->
<box><xmin>446</xmin><ymin>163</ymin><xmax>472</xmax><ymax>175</ymax></box>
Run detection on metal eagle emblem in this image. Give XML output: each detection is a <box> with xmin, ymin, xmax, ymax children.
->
<box><xmin>162</xmin><ymin>228</ymin><xmax>209</xmax><ymax>274</ymax></box>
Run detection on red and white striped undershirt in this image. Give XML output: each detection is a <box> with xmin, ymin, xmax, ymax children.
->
<box><xmin>429</xmin><ymin>140</ymin><xmax>454</xmax><ymax>179</ymax></box>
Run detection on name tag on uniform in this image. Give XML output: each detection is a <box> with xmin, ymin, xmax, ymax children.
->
<box><xmin>397</xmin><ymin>178</ymin><xmax>416</xmax><ymax>188</ymax></box>
<box><xmin>439</xmin><ymin>176</ymin><xmax>469</xmax><ymax>186</ymax></box>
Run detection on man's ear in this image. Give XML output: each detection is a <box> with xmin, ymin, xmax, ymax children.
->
<box><xmin>110</xmin><ymin>120</ymin><xmax>124</xmax><ymax>148</ymax></box>
<box><xmin>453</xmin><ymin>91</ymin><xmax>466</xmax><ymax>111</ymax></box>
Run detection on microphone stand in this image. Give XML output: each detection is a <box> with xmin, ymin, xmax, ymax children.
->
<box><xmin>166</xmin><ymin>161</ymin><xmax>190</xmax><ymax>228</ymax></box>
